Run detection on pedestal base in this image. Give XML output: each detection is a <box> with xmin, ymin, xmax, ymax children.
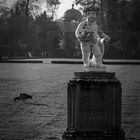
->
<box><xmin>63</xmin><ymin>129</ymin><xmax>125</xmax><ymax>140</ymax></box>
<box><xmin>84</xmin><ymin>66</ymin><xmax>107</xmax><ymax>72</ymax></box>
<box><xmin>63</xmin><ymin>71</ymin><xmax>125</xmax><ymax>140</ymax></box>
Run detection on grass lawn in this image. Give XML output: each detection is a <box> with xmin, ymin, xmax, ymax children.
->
<box><xmin>0</xmin><ymin>63</ymin><xmax>139</xmax><ymax>140</ymax></box>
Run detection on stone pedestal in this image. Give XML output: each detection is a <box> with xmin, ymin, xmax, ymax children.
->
<box><xmin>62</xmin><ymin>71</ymin><xmax>125</xmax><ymax>140</ymax></box>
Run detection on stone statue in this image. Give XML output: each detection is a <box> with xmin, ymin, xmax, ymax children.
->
<box><xmin>75</xmin><ymin>5</ymin><xmax>110</xmax><ymax>71</ymax></box>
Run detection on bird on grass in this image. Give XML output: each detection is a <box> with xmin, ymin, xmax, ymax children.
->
<box><xmin>14</xmin><ymin>93</ymin><xmax>32</xmax><ymax>102</ymax></box>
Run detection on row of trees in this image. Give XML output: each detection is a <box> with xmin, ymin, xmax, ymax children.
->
<box><xmin>0</xmin><ymin>0</ymin><xmax>140</xmax><ymax>58</ymax></box>
<box><xmin>74</xmin><ymin>0</ymin><xmax>140</xmax><ymax>59</ymax></box>
<box><xmin>74</xmin><ymin>0</ymin><xmax>140</xmax><ymax>32</ymax></box>
<box><xmin>0</xmin><ymin>0</ymin><xmax>61</xmax><ymax>57</ymax></box>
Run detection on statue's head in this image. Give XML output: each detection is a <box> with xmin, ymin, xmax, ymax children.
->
<box><xmin>83</xmin><ymin>5</ymin><xmax>100</xmax><ymax>22</ymax></box>
<box><xmin>83</xmin><ymin>5</ymin><xmax>100</xmax><ymax>15</ymax></box>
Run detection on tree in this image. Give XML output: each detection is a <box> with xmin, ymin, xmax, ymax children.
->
<box><xmin>36</xmin><ymin>11</ymin><xmax>60</xmax><ymax>52</ymax></box>
<box><xmin>36</xmin><ymin>11</ymin><xmax>60</xmax><ymax>31</ymax></box>
<box><xmin>46</xmin><ymin>0</ymin><xmax>61</xmax><ymax>19</ymax></box>
<box><xmin>75</xmin><ymin>0</ymin><xmax>101</xmax><ymax>6</ymax></box>
<box><xmin>0</xmin><ymin>0</ymin><xmax>6</xmax><ymax>8</ymax></box>
<box><xmin>11</xmin><ymin>0</ymin><xmax>44</xmax><ymax>18</ymax></box>
<box><xmin>131</xmin><ymin>0</ymin><xmax>140</xmax><ymax>31</ymax></box>
<box><xmin>9</xmin><ymin>0</ymin><xmax>44</xmax><ymax>50</ymax></box>
<box><xmin>0</xmin><ymin>0</ymin><xmax>10</xmax><ymax>22</ymax></box>
<box><xmin>0</xmin><ymin>0</ymin><xmax>61</xmax><ymax>57</ymax></box>
<box><xmin>74</xmin><ymin>0</ymin><xmax>104</xmax><ymax>29</ymax></box>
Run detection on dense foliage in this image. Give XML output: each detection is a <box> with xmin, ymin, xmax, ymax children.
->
<box><xmin>74</xmin><ymin>0</ymin><xmax>140</xmax><ymax>59</ymax></box>
<box><xmin>74</xmin><ymin>0</ymin><xmax>140</xmax><ymax>32</ymax></box>
<box><xmin>0</xmin><ymin>0</ymin><xmax>60</xmax><ymax>57</ymax></box>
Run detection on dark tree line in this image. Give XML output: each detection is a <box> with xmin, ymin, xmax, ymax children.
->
<box><xmin>74</xmin><ymin>0</ymin><xmax>140</xmax><ymax>59</ymax></box>
<box><xmin>0</xmin><ymin>0</ymin><xmax>60</xmax><ymax>58</ymax></box>
<box><xmin>0</xmin><ymin>0</ymin><xmax>140</xmax><ymax>59</ymax></box>
<box><xmin>74</xmin><ymin>0</ymin><xmax>140</xmax><ymax>32</ymax></box>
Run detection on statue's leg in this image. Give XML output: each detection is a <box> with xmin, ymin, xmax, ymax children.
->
<box><xmin>92</xmin><ymin>43</ymin><xmax>104</xmax><ymax>66</ymax></box>
<box><xmin>80</xmin><ymin>43</ymin><xmax>90</xmax><ymax>68</ymax></box>
<box><xmin>90</xmin><ymin>55</ymin><xmax>96</xmax><ymax>66</ymax></box>
<box><xmin>89</xmin><ymin>44</ymin><xmax>98</xmax><ymax>66</ymax></box>
<box><xmin>89</xmin><ymin>49</ymin><xmax>96</xmax><ymax>67</ymax></box>
<box><xmin>99</xmin><ymin>40</ymin><xmax>105</xmax><ymax>58</ymax></box>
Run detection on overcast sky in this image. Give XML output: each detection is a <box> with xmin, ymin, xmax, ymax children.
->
<box><xmin>57</xmin><ymin>0</ymin><xmax>79</xmax><ymax>18</ymax></box>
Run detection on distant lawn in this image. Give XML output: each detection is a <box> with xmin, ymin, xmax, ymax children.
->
<box><xmin>0</xmin><ymin>64</ymin><xmax>139</xmax><ymax>140</ymax></box>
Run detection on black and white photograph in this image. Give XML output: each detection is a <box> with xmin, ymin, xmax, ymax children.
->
<box><xmin>0</xmin><ymin>0</ymin><xmax>140</xmax><ymax>139</ymax></box>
